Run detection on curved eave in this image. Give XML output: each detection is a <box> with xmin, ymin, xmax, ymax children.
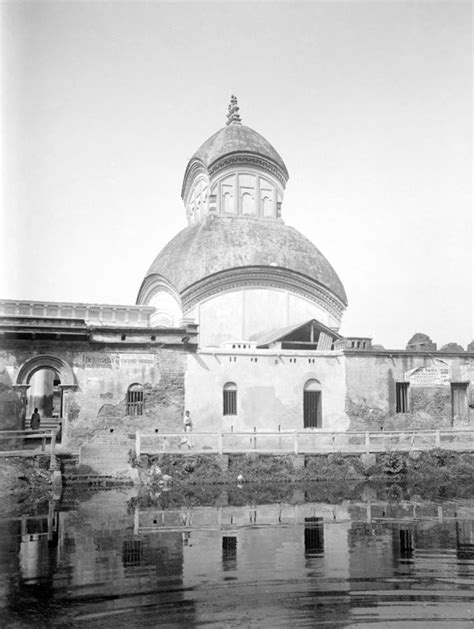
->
<box><xmin>136</xmin><ymin>273</ymin><xmax>182</xmax><ymax>306</ymax></box>
<box><xmin>181</xmin><ymin>158</ymin><xmax>207</xmax><ymax>199</ymax></box>
<box><xmin>141</xmin><ymin>265</ymin><xmax>347</xmax><ymax>323</ymax></box>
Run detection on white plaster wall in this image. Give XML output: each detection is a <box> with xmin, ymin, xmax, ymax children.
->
<box><xmin>182</xmin><ymin>503</ymin><xmax>351</xmax><ymax>595</ymax></box>
<box><xmin>195</xmin><ymin>288</ymin><xmax>339</xmax><ymax>347</ymax></box>
<box><xmin>148</xmin><ymin>290</ymin><xmax>182</xmax><ymax>327</ymax></box>
<box><xmin>185</xmin><ymin>350</ymin><xmax>348</xmax><ymax>432</ymax></box>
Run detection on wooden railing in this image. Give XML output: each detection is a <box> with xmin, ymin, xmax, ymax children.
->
<box><xmin>135</xmin><ymin>428</ymin><xmax>474</xmax><ymax>456</ymax></box>
<box><xmin>0</xmin><ymin>429</ymin><xmax>59</xmax><ymax>468</ymax></box>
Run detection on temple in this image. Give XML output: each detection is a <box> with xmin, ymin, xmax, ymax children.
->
<box><xmin>137</xmin><ymin>96</ymin><xmax>347</xmax><ymax>346</ymax></box>
<box><xmin>0</xmin><ymin>97</ymin><xmax>472</xmax><ymax>448</ymax></box>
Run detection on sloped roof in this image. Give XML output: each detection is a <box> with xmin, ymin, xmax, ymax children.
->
<box><xmin>249</xmin><ymin>318</ymin><xmax>342</xmax><ymax>347</ymax></box>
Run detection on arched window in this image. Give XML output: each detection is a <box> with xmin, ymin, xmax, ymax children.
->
<box><xmin>127</xmin><ymin>383</ymin><xmax>144</xmax><ymax>416</ymax></box>
<box><xmin>303</xmin><ymin>379</ymin><xmax>321</xmax><ymax>428</ymax></box>
<box><xmin>262</xmin><ymin>195</ymin><xmax>273</xmax><ymax>217</ymax></box>
<box><xmin>241</xmin><ymin>192</ymin><xmax>254</xmax><ymax>215</ymax></box>
<box><xmin>223</xmin><ymin>382</ymin><xmax>237</xmax><ymax>416</ymax></box>
<box><xmin>223</xmin><ymin>191</ymin><xmax>233</xmax><ymax>213</ymax></box>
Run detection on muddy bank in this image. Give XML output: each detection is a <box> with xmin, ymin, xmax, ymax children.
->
<box><xmin>0</xmin><ymin>455</ymin><xmax>55</xmax><ymax>514</ymax></box>
<box><xmin>128</xmin><ymin>449</ymin><xmax>474</xmax><ymax>487</ymax></box>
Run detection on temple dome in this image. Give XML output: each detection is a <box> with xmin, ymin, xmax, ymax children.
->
<box><xmin>138</xmin><ymin>97</ymin><xmax>347</xmax><ymax>339</ymax></box>
<box><xmin>139</xmin><ymin>215</ymin><xmax>347</xmax><ymax>305</ymax></box>
<box><xmin>187</xmin><ymin>124</ymin><xmax>289</xmax><ymax>180</ymax></box>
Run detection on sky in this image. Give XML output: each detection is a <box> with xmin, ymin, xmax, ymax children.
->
<box><xmin>1</xmin><ymin>0</ymin><xmax>472</xmax><ymax>349</ymax></box>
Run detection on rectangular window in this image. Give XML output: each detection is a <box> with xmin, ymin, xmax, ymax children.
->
<box><xmin>304</xmin><ymin>517</ymin><xmax>324</xmax><ymax>556</ymax></box>
<box><xmin>122</xmin><ymin>540</ymin><xmax>142</xmax><ymax>567</ymax></box>
<box><xmin>223</xmin><ymin>390</ymin><xmax>237</xmax><ymax>416</ymax></box>
<box><xmin>222</xmin><ymin>535</ymin><xmax>237</xmax><ymax>571</ymax></box>
<box><xmin>127</xmin><ymin>389</ymin><xmax>144</xmax><ymax>416</ymax></box>
<box><xmin>451</xmin><ymin>383</ymin><xmax>468</xmax><ymax>421</ymax></box>
<box><xmin>304</xmin><ymin>391</ymin><xmax>321</xmax><ymax>428</ymax></box>
<box><xmin>396</xmin><ymin>383</ymin><xmax>409</xmax><ymax>413</ymax></box>
<box><xmin>399</xmin><ymin>528</ymin><xmax>413</xmax><ymax>558</ymax></box>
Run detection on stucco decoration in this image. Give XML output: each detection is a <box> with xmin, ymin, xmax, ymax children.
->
<box><xmin>16</xmin><ymin>354</ymin><xmax>76</xmax><ymax>387</ymax></box>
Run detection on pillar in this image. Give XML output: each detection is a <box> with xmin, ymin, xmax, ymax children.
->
<box><xmin>13</xmin><ymin>384</ymin><xmax>30</xmax><ymax>430</ymax></box>
<box><xmin>59</xmin><ymin>385</ymin><xmax>77</xmax><ymax>447</ymax></box>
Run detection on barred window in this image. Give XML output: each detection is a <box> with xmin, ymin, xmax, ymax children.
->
<box><xmin>396</xmin><ymin>383</ymin><xmax>409</xmax><ymax>413</ymax></box>
<box><xmin>223</xmin><ymin>382</ymin><xmax>237</xmax><ymax>416</ymax></box>
<box><xmin>122</xmin><ymin>540</ymin><xmax>142</xmax><ymax>566</ymax></box>
<box><xmin>127</xmin><ymin>383</ymin><xmax>144</xmax><ymax>416</ymax></box>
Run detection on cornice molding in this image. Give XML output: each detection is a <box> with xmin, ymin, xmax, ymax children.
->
<box><xmin>209</xmin><ymin>152</ymin><xmax>288</xmax><ymax>187</ymax></box>
<box><xmin>180</xmin><ymin>267</ymin><xmax>346</xmax><ymax>321</ymax></box>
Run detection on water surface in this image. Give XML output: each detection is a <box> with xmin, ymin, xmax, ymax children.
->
<box><xmin>1</xmin><ymin>483</ymin><xmax>474</xmax><ymax>628</ymax></box>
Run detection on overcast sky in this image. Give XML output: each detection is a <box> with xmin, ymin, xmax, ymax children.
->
<box><xmin>1</xmin><ymin>0</ymin><xmax>472</xmax><ymax>349</ymax></box>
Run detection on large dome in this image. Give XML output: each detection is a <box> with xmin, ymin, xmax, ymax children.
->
<box><xmin>140</xmin><ymin>215</ymin><xmax>347</xmax><ymax>305</ymax></box>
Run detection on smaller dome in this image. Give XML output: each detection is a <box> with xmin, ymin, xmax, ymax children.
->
<box><xmin>182</xmin><ymin>96</ymin><xmax>289</xmax><ymax>199</ymax></box>
<box><xmin>191</xmin><ymin>124</ymin><xmax>289</xmax><ymax>179</ymax></box>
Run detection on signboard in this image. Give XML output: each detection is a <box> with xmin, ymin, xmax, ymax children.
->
<box><xmin>75</xmin><ymin>353</ymin><xmax>155</xmax><ymax>370</ymax></box>
<box><xmin>404</xmin><ymin>360</ymin><xmax>450</xmax><ymax>387</ymax></box>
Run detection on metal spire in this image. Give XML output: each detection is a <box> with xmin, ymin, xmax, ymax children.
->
<box><xmin>226</xmin><ymin>94</ymin><xmax>242</xmax><ymax>126</ymax></box>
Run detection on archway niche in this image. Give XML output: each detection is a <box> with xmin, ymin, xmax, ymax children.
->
<box><xmin>16</xmin><ymin>355</ymin><xmax>76</xmax><ymax>440</ymax></box>
<box><xmin>27</xmin><ymin>368</ymin><xmax>62</xmax><ymax>418</ymax></box>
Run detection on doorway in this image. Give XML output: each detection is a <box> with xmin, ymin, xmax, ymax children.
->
<box><xmin>27</xmin><ymin>369</ymin><xmax>63</xmax><ymax>440</ymax></box>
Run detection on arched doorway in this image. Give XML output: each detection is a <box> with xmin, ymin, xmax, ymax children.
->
<box><xmin>27</xmin><ymin>368</ymin><xmax>62</xmax><ymax>419</ymax></box>
<box><xmin>16</xmin><ymin>355</ymin><xmax>76</xmax><ymax>443</ymax></box>
<box><xmin>303</xmin><ymin>379</ymin><xmax>322</xmax><ymax>428</ymax></box>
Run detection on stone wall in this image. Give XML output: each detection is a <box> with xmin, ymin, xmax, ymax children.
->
<box><xmin>345</xmin><ymin>352</ymin><xmax>474</xmax><ymax>430</ymax></box>
<box><xmin>0</xmin><ymin>344</ymin><xmax>188</xmax><ymax>448</ymax></box>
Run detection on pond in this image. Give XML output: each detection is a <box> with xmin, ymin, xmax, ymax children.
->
<box><xmin>1</xmin><ymin>482</ymin><xmax>474</xmax><ymax>627</ymax></box>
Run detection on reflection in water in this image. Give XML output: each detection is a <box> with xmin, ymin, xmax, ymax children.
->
<box><xmin>1</xmin><ymin>486</ymin><xmax>474</xmax><ymax>627</ymax></box>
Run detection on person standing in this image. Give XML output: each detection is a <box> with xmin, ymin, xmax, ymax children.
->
<box><xmin>30</xmin><ymin>408</ymin><xmax>41</xmax><ymax>430</ymax></box>
<box><xmin>181</xmin><ymin>410</ymin><xmax>193</xmax><ymax>449</ymax></box>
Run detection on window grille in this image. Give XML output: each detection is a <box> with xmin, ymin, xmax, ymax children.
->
<box><xmin>122</xmin><ymin>540</ymin><xmax>142</xmax><ymax>567</ymax></box>
<box><xmin>395</xmin><ymin>383</ymin><xmax>409</xmax><ymax>413</ymax></box>
<box><xmin>127</xmin><ymin>384</ymin><xmax>144</xmax><ymax>416</ymax></box>
<box><xmin>223</xmin><ymin>382</ymin><xmax>237</xmax><ymax>416</ymax></box>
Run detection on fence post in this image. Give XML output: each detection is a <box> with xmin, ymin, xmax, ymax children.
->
<box><xmin>49</xmin><ymin>429</ymin><xmax>57</xmax><ymax>470</ymax></box>
<box><xmin>294</xmin><ymin>431</ymin><xmax>299</xmax><ymax>455</ymax></box>
<box><xmin>136</xmin><ymin>430</ymin><xmax>141</xmax><ymax>457</ymax></box>
<box><xmin>435</xmin><ymin>430</ymin><xmax>441</xmax><ymax>448</ymax></box>
<box><xmin>218</xmin><ymin>431</ymin><xmax>223</xmax><ymax>455</ymax></box>
<box><xmin>365</xmin><ymin>431</ymin><xmax>370</xmax><ymax>454</ymax></box>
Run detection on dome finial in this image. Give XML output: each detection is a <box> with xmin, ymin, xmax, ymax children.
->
<box><xmin>226</xmin><ymin>94</ymin><xmax>242</xmax><ymax>126</ymax></box>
